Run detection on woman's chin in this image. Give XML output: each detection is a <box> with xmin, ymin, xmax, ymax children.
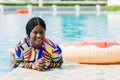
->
<box><xmin>35</xmin><ymin>42</ymin><xmax>42</xmax><ymax>47</ymax></box>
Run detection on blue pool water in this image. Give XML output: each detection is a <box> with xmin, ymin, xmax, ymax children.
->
<box><xmin>0</xmin><ymin>12</ymin><xmax>120</xmax><ymax>78</ymax></box>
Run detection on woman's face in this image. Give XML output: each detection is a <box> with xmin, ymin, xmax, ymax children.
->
<box><xmin>30</xmin><ymin>25</ymin><xmax>45</xmax><ymax>49</ymax></box>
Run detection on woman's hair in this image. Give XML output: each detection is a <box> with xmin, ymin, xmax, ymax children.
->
<box><xmin>26</xmin><ymin>17</ymin><xmax>46</xmax><ymax>37</ymax></box>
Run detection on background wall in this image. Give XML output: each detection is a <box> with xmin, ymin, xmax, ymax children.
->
<box><xmin>108</xmin><ymin>0</ymin><xmax>120</xmax><ymax>6</ymax></box>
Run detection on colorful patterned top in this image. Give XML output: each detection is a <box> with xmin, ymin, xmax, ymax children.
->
<box><xmin>14</xmin><ymin>38</ymin><xmax>63</xmax><ymax>69</ymax></box>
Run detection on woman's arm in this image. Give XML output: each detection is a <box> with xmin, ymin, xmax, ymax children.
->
<box><xmin>10</xmin><ymin>48</ymin><xmax>16</xmax><ymax>68</ymax></box>
<box><xmin>47</xmin><ymin>45</ymin><xmax>63</xmax><ymax>68</ymax></box>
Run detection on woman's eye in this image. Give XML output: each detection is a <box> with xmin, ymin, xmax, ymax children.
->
<box><xmin>40</xmin><ymin>32</ymin><xmax>44</xmax><ymax>34</ymax></box>
<box><xmin>33</xmin><ymin>31</ymin><xmax>44</xmax><ymax>35</ymax></box>
<box><xmin>33</xmin><ymin>32</ymin><xmax>37</xmax><ymax>34</ymax></box>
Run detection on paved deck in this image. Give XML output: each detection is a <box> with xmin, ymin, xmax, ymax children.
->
<box><xmin>2</xmin><ymin>62</ymin><xmax>120</xmax><ymax>80</ymax></box>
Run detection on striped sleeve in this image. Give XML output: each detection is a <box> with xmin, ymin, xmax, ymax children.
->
<box><xmin>14</xmin><ymin>40</ymin><xmax>32</xmax><ymax>69</ymax></box>
<box><xmin>47</xmin><ymin>44</ymin><xmax>63</xmax><ymax>68</ymax></box>
<box><xmin>14</xmin><ymin>43</ymin><xmax>23</xmax><ymax>68</ymax></box>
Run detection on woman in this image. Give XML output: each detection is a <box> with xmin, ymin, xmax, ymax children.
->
<box><xmin>10</xmin><ymin>17</ymin><xmax>63</xmax><ymax>71</ymax></box>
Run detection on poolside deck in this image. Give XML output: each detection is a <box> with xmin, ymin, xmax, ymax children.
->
<box><xmin>2</xmin><ymin>62</ymin><xmax>120</xmax><ymax>80</ymax></box>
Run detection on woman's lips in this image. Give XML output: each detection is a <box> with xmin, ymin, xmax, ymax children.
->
<box><xmin>35</xmin><ymin>38</ymin><xmax>42</xmax><ymax>42</ymax></box>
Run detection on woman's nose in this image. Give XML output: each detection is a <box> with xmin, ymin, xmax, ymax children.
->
<box><xmin>37</xmin><ymin>33</ymin><xmax>42</xmax><ymax>38</ymax></box>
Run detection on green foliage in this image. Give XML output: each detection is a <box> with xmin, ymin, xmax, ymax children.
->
<box><xmin>0</xmin><ymin>2</ymin><xmax>38</xmax><ymax>6</ymax></box>
<box><xmin>0</xmin><ymin>2</ymin><xmax>106</xmax><ymax>6</ymax></box>
<box><xmin>43</xmin><ymin>2</ymin><xmax>106</xmax><ymax>6</ymax></box>
<box><xmin>105</xmin><ymin>5</ymin><xmax>120</xmax><ymax>11</ymax></box>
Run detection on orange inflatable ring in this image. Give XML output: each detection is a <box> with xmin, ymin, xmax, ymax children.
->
<box><xmin>61</xmin><ymin>40</ymin><xmax>120</xmax><ymax>64</ymax></box>
<box><xmin>16</xmin><ymin>9</ymin><xmax>29</xmax><ymax>14</ymax></box>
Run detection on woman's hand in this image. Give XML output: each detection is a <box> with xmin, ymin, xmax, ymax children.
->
<box><xmin>32</xmin><ymin>58</ymin><xmax>46</xmax><ymax>71</ymax></box>
<box><xmin>10</xmin><ymin>48</ymin><xmax>16</xmax><ymax>68</ymax></box>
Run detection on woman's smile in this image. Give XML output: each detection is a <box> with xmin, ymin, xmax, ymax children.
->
<box><xmin>35</xmin><ymin>38</ymin><xmax>43</xmax><ymax>43</ymax></box>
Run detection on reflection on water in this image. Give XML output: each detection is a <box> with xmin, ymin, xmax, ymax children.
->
<box><xmin>0</xmin><ymin>12</ymin><xmax>120</xmax><ymax>78</ymax></box>
<box><xmin>107</xmin><ymin>13</ymin><xmax>120</xmax><ymax>39</ymax></box>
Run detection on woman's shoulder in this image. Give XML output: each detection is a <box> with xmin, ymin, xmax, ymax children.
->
<box><xmin>17</xmin><ymin>38</ymin><xmax>30</xmax><ymax>46</ymax></box>
<box><xmin>43</xmin><ymin>38</ymin><xmax>62</xmax><ymax>54</ymax></box>
<box><xmin>43</xmin><ymin>38</ymin><xmax>57</xmax><ymax>48</ymax></box>
<box><xmin>15</xmin><ymin>38</ymin><xmax>30</xmax><ymax>52</ymax></box>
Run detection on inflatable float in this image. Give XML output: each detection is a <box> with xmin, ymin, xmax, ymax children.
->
<box><xmin>16</xmin><ymin>9</ymin><xmax>29</xmax><ymax>14</ymax></box>
<box><xmin>61</xmin><ymin>40</ymin><xmax>120</xmax><ymax>64</ymax></box>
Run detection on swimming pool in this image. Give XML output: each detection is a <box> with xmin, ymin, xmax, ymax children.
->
<box><xmin>0</xmin><ymin>12</ymin><xmax>120</xmax><ymax>78</ymax></box>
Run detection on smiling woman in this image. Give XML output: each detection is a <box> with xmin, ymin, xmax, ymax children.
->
<box><xmin>10</xmin><ymin>17</ymin><xmax>63</xmax><ymax>71</ymax></box>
